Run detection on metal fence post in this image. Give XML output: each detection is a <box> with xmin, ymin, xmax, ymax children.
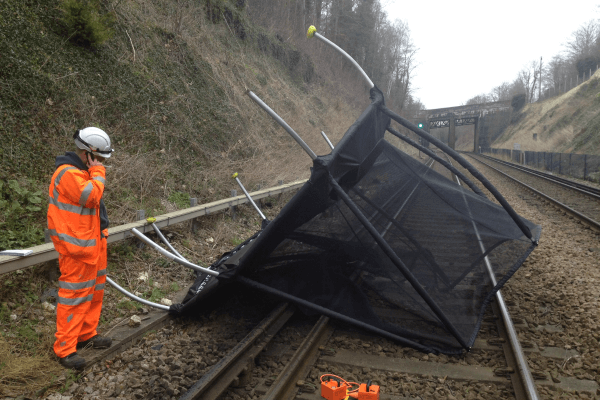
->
<box><xmin>190</xmin><ymin>198</ymin><xmax>199</xmax><ymax>232</ymax></box>
<box><xmin>42</xmin><ymin>229</ymin><xmax>60</xmax><ymax>281</ymax></box>
<box><xmin>257</xmin><ymin>184</ymin><xmax>263</xmax><ymax>208</ymax></box>
<box><xmin>136</xmin><ymin>210</ymin><xmax>146</xmax><ymax>248</ymax></box>
<box><xmin>230</xmin><ymin>190</ymin><xmax>237</xmax><ymax>220</ymax></box>
<box><xmin>559</xmin><ymin>153</ymin><xmax>562</xmax><ymax>175</ymax></box>
<box><xmin>278</xmin><ymin>180</ymin><xmax>284</xmax><ymax>201</ymax></box>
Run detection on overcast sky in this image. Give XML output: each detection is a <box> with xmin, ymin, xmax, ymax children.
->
<box><xmin>383</xmin><ymin>0</ymin><xmax>600</xmax><ymax>109</ymax></box>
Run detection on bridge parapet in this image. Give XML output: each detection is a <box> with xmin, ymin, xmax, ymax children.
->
<box><xmin>417</xmin><ymin>100</ymin><xmax>512</xmax><ymax>121</ymax></box>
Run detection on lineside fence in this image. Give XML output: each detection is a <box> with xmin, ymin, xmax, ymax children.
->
<box><xmin>479</xmin><ymin>147</ymin><xmax>600</xmax><ymax>183</ymax></box>
<box><xmin>0</xmin><ymin>180</ymin><xmax>306</xmax><ymax>276</ymax></box>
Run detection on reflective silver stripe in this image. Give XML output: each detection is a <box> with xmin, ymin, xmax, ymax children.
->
<box><xmin>58</xmin><ymin>294</ymin><xmax>94</xmax><ymax>306</ymax></box>
<box><xmin>93</xmin><ymin>176</ymin><xmax>106</xmax><ymax>185</ymax></box>
<box><xmin>54</xmin><ymin>166</ymin><xmax>77</xmax><ymax>188</ymax></box>
<box><xmin>67</xmin><ymin>314</ymin><xmax>73</xmax><ymax>323</ymax></box>
<box><xmin>79</xmin><ymin>182</ymin><xmax>93</xmax><ymax>206</ymax></box>
<box><xmin>49</xmin><ymin>195</ymin><xmax>97</xmax><ymax>216</ymax></box>
<box><xmin>95</xmin><ymin>283</ymin><xmax>105</xmax><ymax>291</ymax></box>
<box><xmin>60</xmin><ymin>341</ymin><xmax>66</xmax><ymax>347</ymax></box>
<box><xmin>59</xmin><ymin>279</ymin><xmax>97</xmax><ymax>290</ymax></box>
<box><xmin>49</xmin><ymin>195</ymin><xmax>97</xmax><ymax>215</ymax></box>
<box><xmin>97</xmin><ymin>269</ymin><xmax>107</xmax><ymax>277</ymax></box>
<box><xmin>50</xmin><ymin>166</ymin><xmax>96</xmax><ymax>215</ymax></box>
<box><xmin>48</xmin><ymin>229</ymin><xmax>96</xmax><ymax>247</ymax></box>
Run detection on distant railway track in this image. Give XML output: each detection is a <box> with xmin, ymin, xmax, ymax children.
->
<box><xmin>467</xmin><ymin>153</ymin><xmax>600</xmax><ymax>232</ymax></box>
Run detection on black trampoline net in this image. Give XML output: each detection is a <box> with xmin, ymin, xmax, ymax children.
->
<box><xmin>180</xmin><ymin>88</ymin><xmax>540</xmax><ymax>354</ymax></box>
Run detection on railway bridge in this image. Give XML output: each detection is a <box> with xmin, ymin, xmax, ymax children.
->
<box><xmin>415</xmin><ymin>101</ymin><xmax>512</xmax><ymax>151</ymax></box>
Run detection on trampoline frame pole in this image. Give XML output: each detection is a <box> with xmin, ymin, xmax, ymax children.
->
<box><xmin>328</xmin><ymin>174</ymin><xmax>470</xmax><ymax>350</ymax></box>
<box><xmin>247</xmin><ymin>91</ymin><xmax>318</xmax><ymax>160</ymax></box>
<box><xmin>386</xmin><ymin>127</ymin><xmax>486</xmax><ymax>198</ymax></box>
<box><xmin>307</xmin><ymin>27</ymin><xmax>374</xmax><ymax>89</ymax></box>
<box><xmin>131</xmin><ymin>228</ymin><xmax>219</xmax><ymax>276</ymax></box>
<box><xmin>320</xmin><ymin>131</ymin><xmax>335</xmax><ymax>150</ymax></box>
<box><xmin>106</xmin><ymin>276</ymin><xmax>170</xmax><ymax>311</ymax></box>
<box><xmin>236</xmin><ymin>276</ymin><xmax>440</xmax><ymax>354</ymax></box>
<box><xmin>151</xmin><ymin>222</ymin><xmax>187</xmax><ymax>261</ymax></box>
<box><xmin>381</xmin><ymin>105</ymin><xmax>534</xmax><ymax>242</ymax></box>
<box><xmin>232</xmin><ymin>173</ymin><xmax>267</xmax><ymax>221</ymax></box>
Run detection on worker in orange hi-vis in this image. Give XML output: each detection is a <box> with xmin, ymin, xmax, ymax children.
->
<box><xmin>47</xmin><ymin>127</ymin><xmax>114</xmax><ymax>369</ymax></box>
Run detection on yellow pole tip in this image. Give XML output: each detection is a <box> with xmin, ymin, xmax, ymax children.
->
<box><xmin>307</xmin><ymin>26</ymin><xmax>317</xmax><ymax>39</ymax></box>
<box><xmin>232</xmin><ymin>172</ymin><xmax>238</xmax><ymax>179</ymax></box>
<box><xmin>146</xmin><ymin>217</ymin><xmax>156</xmax><ymax>223</ymax></box>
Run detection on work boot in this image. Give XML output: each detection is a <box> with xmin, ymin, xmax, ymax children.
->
<box><xmin>59</xmin><ymin>352</ymin><xmax>86</xmax><ymax>369</ymax></box>
<box><xmin>77</xmin><ymin>334</ymin><xmax>112</xmax><ymax>350</ymax></box>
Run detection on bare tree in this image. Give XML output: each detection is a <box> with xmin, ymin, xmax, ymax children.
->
<box><xmin>564</xmin><ymin>20</ymin><xmax>600</xmax><ymax>60</ymax></box>
<box><xmin>465</xmin><ymin>94</ymin><xmax>489</xmax><ymax>105</ymax></box>
<box><xmin>517</xmin><ymin>60</ymin><xmax>541</xmax><ymax>103</ymax></box>
<box><xmin>543</xmin><ymin>55</ymin><xmax>569</xmax><ymax>94</ymax></box>
<box><xmin>489</xmin><ymin>82</ymin><xmax>512</xmax><ymax>102</ymax></box>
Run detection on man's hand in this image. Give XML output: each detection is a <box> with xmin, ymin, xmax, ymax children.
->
<box><xmin>87</xmin><ymin>153</ymin><xmax>103</xmax><ymax>168</ymax></box>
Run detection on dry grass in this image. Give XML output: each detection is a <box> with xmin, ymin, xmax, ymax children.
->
<box><xmin>493</xmin><ymin>70</ymin><xmax>600</xmax><ymax>154</ymax></box>
<box><xmin>0</xmin><ymin>327</ymin><xmax>64</xmax><ymax>397</ymax></box>
<box><xmin>89</xmin><ymin>0</ymin><xmax>366</xmax><ymax>224</ymax></box>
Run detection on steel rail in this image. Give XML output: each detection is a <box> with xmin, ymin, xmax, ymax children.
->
<box><xmin>477</xmin><ymin>154</ymin><xmax>600</xmax><ymax>199</ymax></box>
<box><xmin>447</xmin><ymin>153</ymin><xmax>539</xmax><ymax>400</ymax></box>
<box><xmin>263</xmin><ymin>315</ymin><xmax>333</xmax><ymax>399</ymax></box>
<box><xmin>179</xmin><ymin>303</ymin><xmax>294</xmax><ymax>400</ymax></box>
<box><xmin>0</xmin><ymin>180</ymin><xmax>305</xmax><ymax>275</ymax></box>
<box><xmin>469</xmin><ymin>155</ymin><xmax>600</xmax><ymax>232</ymax></box>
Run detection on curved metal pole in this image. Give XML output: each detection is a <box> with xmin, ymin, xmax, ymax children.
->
<box><xmin>307</xmin><ymin>26</ymin><xmax>374</xmax><ymax>89</ymax></box>
<box><xmin>106</xmin><ymin>276</ymin><xmax>170</xmax><ymax>311</ymax></box>
<box><xmin>232</xmin><ymin>172</ymin><xmax>266</xmax><ymax>220</ymax></box>
<box><xmin>131</xmin><ymin>228</ymin><xmax>219</xmax><ymax>276</ymax></box>
<box><xmin>381</xmin><ymin>105</ymin><xmax>534</xmax><ymax>242</ymax></box>
<box><xmin>151</xmin><ymin>222</ymin><xmax>187</xmax><ymax>261</ymax></box>
<box><xmin>247</xmin><ymin>91</ymin><xmax>317</xmax><ymax>160</ymax></box>
<box><xmin>386</xmin><ymin>127</ymin><xmax>487</xmax><ymax>198</ymax></box>
<box><xmin>320</xmin><ymin>131</ymin><xmax>334</xmax><ymax>150</ymax></box>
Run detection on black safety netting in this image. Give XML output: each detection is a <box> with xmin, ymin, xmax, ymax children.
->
<box><xmin>173</xmin><ymin>87</ymin><xmax>541</xmax><ymax>355</ymax></box>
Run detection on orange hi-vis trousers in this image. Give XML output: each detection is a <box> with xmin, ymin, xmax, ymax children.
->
<box><xmin>54</xmin><ymin>237</ymin><xmax>107</xmax><ymax>358</ymax></box>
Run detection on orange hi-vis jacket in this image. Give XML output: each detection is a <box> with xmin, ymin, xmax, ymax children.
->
<box><xmin>47</xmin><ymin>157</ymin><xmax>106</xmax><ymax>264</ymax></box>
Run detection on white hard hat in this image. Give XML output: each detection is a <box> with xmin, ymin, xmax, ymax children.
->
<box><xmin>74</xmin><ymin>127</ymin><xmax>114</xmax><ymax>159</ymax></box>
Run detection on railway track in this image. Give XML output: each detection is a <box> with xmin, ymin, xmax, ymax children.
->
<box><xmin>467</xmin><ymin>154</ymin><xmax>600</xmax><ymax>232</ymax></box>
<box><xmin>59</xmin><ymin>153</ymin><xmax>600</xmax><ymax>400</ymax></box>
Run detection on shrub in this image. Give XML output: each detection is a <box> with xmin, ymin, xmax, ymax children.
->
<box><xmin>511</xmin><ymin>93</ymin><xmax>526</xmax><ymax>112</ymax></box>
<box><xmin>59</xmin><ymin>0</ymin><xmax>114</xmax><ymax>48</ymax></box>
<box><xmin>0</xmin><ymin>180</ymin><xmax>44</xmax><ymax>250</ymax></box>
